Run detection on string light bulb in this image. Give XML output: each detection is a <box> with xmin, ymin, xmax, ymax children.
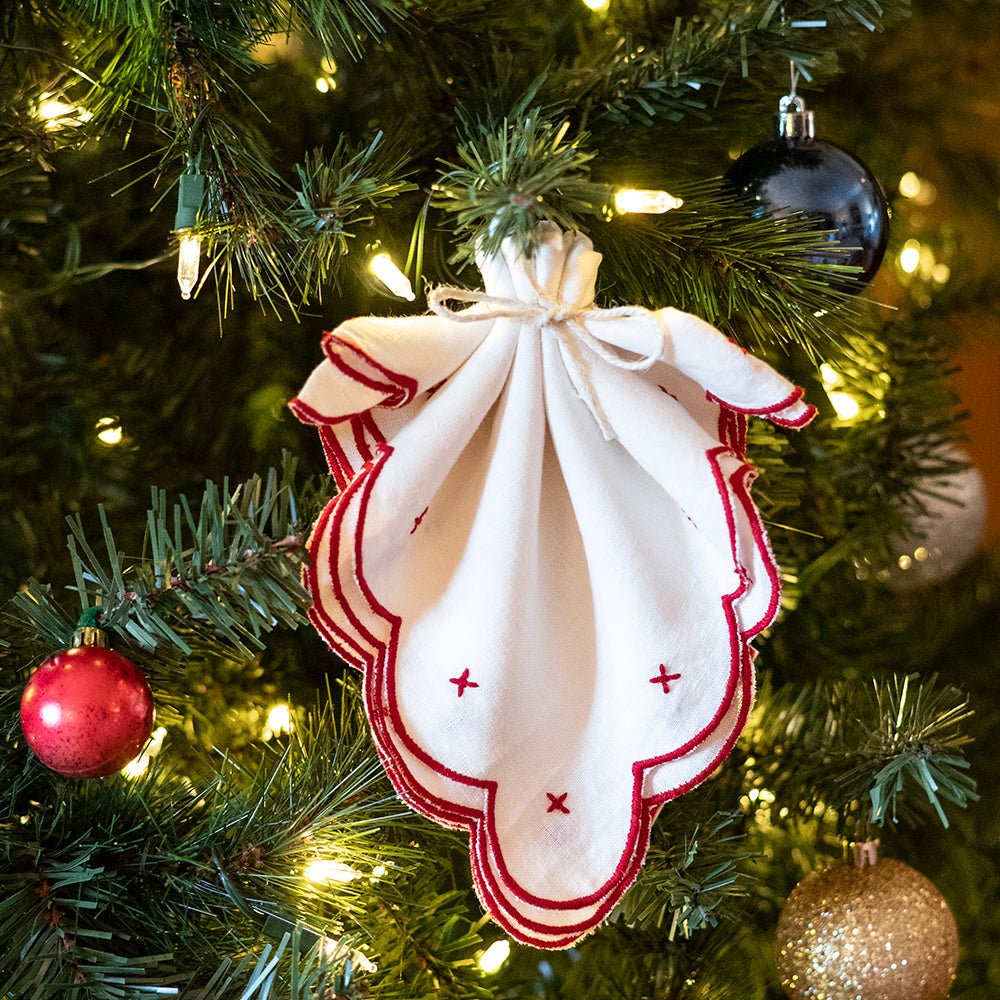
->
<box><xmin>176</xmin><ymin>234</ymin><xmax>202</xmax><ymax>300</ymax></box>
<box><xmin>95</xmin><ymin>416</ymin><xmax>124</xmax><ymax>446</ymax></box>
<box><xmin>819</xmin><ymin>366</ymin><xmax>863</xmax><ymax>422</ymax></box>
<box><xmin>303</xmin><ymin>858</ymin><xmax>363</xmax><ymax>883</ymax></box>
<box><xmin>581</xmin><ymin>0</ymin><xmax>610</xmax><ymax>10</ymax></box>
<box><xmin>38</xmin><ymin>98</ymin><xmax>75</xmax><ymax>121</ymax></box>
<box><xmin>932</xmin><ymin>262</ymin><xmax>951</xmax><ymax>284</ymax></box>
<box><xmin>898</xmin><ymin>171</ymin><xmax>922</xmax><ymax>199</ymax></box>
<box><xmin>477</xmin><ymin>940</ymin><xmax>511</xmax><ymax>974</ymax></box>
<box><xmin>898</xmin><ymin>170</ymin><xmax>938</xmax><ymax>206</ymax></box>
<box><xmin>120</xmin><ymin>727</ymin><xmax>168</xmax><ymax>778</ymax></box>
<box><xmin>819</xmin><ymin>363</ymin><xmax>844</xmax><ymax>387</ymax></box>
<box><xmin>262</xmin><ymin>703</ymin><xmax>293</xmax><ymax>739</ymax></box>
<box><xmin>174</xmin><ymin>170</ymin><xmax>206</xmax><ymax>300</ymax></box>
<box><xmin>898</xmin><ymin>239</ymin><xmax>921</xmax><ymax>274</ymax></box>
<box><xmin>369</xmin><ymin>252</ymin><xmax>415</xmax><ymax>300</ymax></box>
<box><xmin>827</xmin><ymin>391</ymin><xmax>861</xmax><ymax>421</ymax></box>
<box><xmin>37</xmin><ymin>94</ymin><xmax>92</xmax><ymax>130</ymax></box>
<box><xmin>320</xmin><ymin>935</ymin><xmax>377</xmax><ymax>973</ymax></box>
<box><xmin>614</xmin><ymin>188</ymin><xmax>684</xmax><ymax>214</ymax></box>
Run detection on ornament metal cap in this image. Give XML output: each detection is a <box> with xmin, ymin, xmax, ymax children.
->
<box><xmin>72</xmin><ymin>607</ymin><xmax>108</xmax><ymax>649</ymax></box>
<box><xmin>73</xmin><ymin>626</ymin><xmax>108</xmax><ymax>648</ymax></box>
<box><xmin>776</xmin><ymin>94</ymin><xmax>815</xmax><ymax>140</ymax></box>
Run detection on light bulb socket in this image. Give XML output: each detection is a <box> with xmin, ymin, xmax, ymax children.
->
<box><xmin>174</xmin><ymin>172</ymin><xmax>206</xmax><ymax>230</ymax></box>
<box><xmin>775</xmin><ymin>94</ymin><xmax>815</xmax><ymax>140</ymax></box>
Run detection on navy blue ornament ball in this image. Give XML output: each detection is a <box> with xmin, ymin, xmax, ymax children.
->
<box><xmin>727</xmin><ymin>96</ymin><xmax>889</xmax><ymax>292</ymax></box>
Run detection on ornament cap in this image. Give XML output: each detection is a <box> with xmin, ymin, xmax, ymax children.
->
<box><xmin>72</xmin><ymin>607</ymin><xmax>108</xmax><ymax>649</ymax></box>
<box><xmin>73</xmin><ymin>625</ymin><xmax>108</xmax><ymax>648</ymax></box>
<box><xmin>776</xmin><ymin>94</ymin><xmax>815</xmax><ymax>140</ymax></box>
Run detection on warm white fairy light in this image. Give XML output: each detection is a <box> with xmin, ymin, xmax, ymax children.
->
<box><xmin>898</xmin><ymin>239</ymin><xmax>921</xmax><ymax>274</ymax></box>
<box><xmin>899</xmin><ymin>171</ymin><xmax>922</xmax><ymax>199</ymax></box>
<box><xmin>369</xmin><ymin>253</ymin><xmax>415</xmax><ymax>300</ymax></box>
<box><xmin>899</xmin><ymin>170</ymin><xmax>938</xmax><ymax>206</ymax></box>
<box><xmin>121</xmin><ymin>727</ymin><xmax>168</xmax><ymax>778</ymax></box>
<box><xmin>95</xmin><ymin>416</ymin><xmax>124</xmax><ymax>446</ymax></box>
<box><xmin>614</xmin><ymin>188</ymin><xmax>684</xmax><ymax>214</ymax></box>
<box><xmin>820</xmin><ymin>365</ymin><xmax>863</xmax><ymax>420</ymax></box>
<box><xmin>37</xmin><ymin>95</ymin><xmax>92</xmax><ymax>130</ymax></box>
<box><xmin>819</xmin><ymin>363</ymin><xmax>843</xmax><ymax>387</ymax></box>
<box><xmin>477</xmin><ymin>940</ymin><xmax>511</xmax><ymax>974</ymax></box>
<box><xmin>315</xmin><ymin>54</ymin><xmax>338</xmax><ymax>92</ymax></box>
<box><xmin>38</xmin><ymin>98</ymin><xmax>74</xmax><ymax>120</ymax></box>
<box><xmin>932</xmin><ymin>262</ymin><xmax>951</xmax><ymax>284</ymax></box>
<box><xmin>262</xmin><ymin>703</ymin><xmax>293</xmax><ymax>740</ymax></box>
<box><xmin>582</xmin><ymin>0</ymin><xmax>610</xmax><ymax>9</ymax></box>
<box><xmin>321</xmin><ymin>935</ymin><xmax>377</xmax><ymax>973</ymax></box>
<box><xmin>827</xmin><ymin>391</ymin><xmax>861</xmax><ymax>421</ymax></box>
<box><xmin>177</xmin><ymin>233</ymin><xmax>202</xmax><ymax>300</ymax></box>
<box><xmin>303</xmin><ymin>858</ymin><xmax>363</xmax><ymax>883</ymax></box>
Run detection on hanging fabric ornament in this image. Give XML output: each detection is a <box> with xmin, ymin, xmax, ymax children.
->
<box><xmin>292</xmin><ymin>223</ymin><xmax>815</xmax><ymax>947</ymax></box>
<box><xmin>776</xmin><ymin>841</ymin><xmax>959</xmax><ymax>1000</ymax></box>
<box><xmin>20</xmin><ymin>612</ymin><xmax>155</xmax><ymax>778</ymax></box>
<box><xmin>727</xmin><ymin>94</ymin><xmax>890</xmax><ymax>292</ymax></box>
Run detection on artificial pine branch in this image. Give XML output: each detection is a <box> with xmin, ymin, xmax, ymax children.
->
<box><xmin>732</xmin><ymin>295</ymin><xmax>968</xmax><ymax>620</ymax></box>
<box><xmin>570</xmin><ymin>0</ymin><xmax>912</xmax><ymax>128</ymax></box>
<box><xmin>614</xmin><ymin>810</ymin><xmax>756</xmax><ymax>938</ymax></box>
<box><xmin>592</xmin><ymin>186</ymin><xmax>862</xmax><ymax>354</ymax></box>
<box><xmin>745</xmin><ymin>673</ymin><xmax>976</xmax><ymax>833</ymax></box>
<box><xmin>289</xmin><ymin>133</ymin><xmax>418</xmax><ymax>300</ymax></box>
<box><xmin>6</xmin><ymin>457</ymin><xmax>314</xmax><ymax>664</ymax></box>
<box><xmin>0</xmin><ymin>0</ymin><xmax>915</xmax><ymax>312</ymax></box>
<box><xmin>433</xmin><ymin>110</ymin><xmax>606</xmax><ymax>259</ymax></box>
<box><xmin>0</xmin><ymin>685</ymin><xmax>486</xmax><ymax>999</ymax></box>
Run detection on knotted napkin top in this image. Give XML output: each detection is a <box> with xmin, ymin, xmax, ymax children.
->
<box><xmin>427</xmin><ymin>223</ymin><xmax>666</xmax><ymax>439</ymax></box>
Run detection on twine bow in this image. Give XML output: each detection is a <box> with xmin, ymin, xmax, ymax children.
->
<box><xmin>427</xmin><ymin>284</ymin><xmax>664</xmax><ymax>441</ymax></box>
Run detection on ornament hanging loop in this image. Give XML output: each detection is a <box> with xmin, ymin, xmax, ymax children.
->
<box><xmin>851</xmin><ymin>838</ymin><xmax>880</xmax><ymax>868</ymax></box>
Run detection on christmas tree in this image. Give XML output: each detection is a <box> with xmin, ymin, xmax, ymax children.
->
<box><xmin>2</xmin><ymin>0</ymin><xmax>997</xmax><ymax>996</ymax></box>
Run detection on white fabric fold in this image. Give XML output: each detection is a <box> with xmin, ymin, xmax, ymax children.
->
<box><xmin>294</xmin><ymin>222</ymin><xmax>815</xmax><ymax>948</ymax></box>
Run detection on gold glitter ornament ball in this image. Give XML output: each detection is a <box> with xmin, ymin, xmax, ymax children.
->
<box><xmin>776</xmin><ymin>857</ymin><xmax>959</xmax><ymax>1000</ymax></box>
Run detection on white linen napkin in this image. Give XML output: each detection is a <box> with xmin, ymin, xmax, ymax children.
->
<box><xmin>292</xmin><ymin>222</ymin><xmax>814</xmax><ymax>947</ymax></box>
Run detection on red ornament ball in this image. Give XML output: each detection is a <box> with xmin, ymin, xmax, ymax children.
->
<box><xmin>20</xmin><ymin>646</ymin><xmax>155</xmax><ymax>778</ymax></box>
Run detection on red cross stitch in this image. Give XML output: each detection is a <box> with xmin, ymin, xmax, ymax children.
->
<box><xmin>449</xmin><ymin>668</ymin><xmax>479</xmax><ymax>697</ymax></box>
<box><xmin>546</xmin><ymin>792</ymin><xmax>570</xmax><ymax>814</ymax></box>
<box><xmin>410</xmin><ymin>506</ymin><xmax>429</xmax><ymax>534</ymax></box>
<box><xmin>657</xmin><ymin>384</ymin><xmax>679</xmax><ymax>401</ymax></box>
<box><xmin>649</xmin><ymin>664</ymin><xmax>682</xmax><ymax>693</ymax></box>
